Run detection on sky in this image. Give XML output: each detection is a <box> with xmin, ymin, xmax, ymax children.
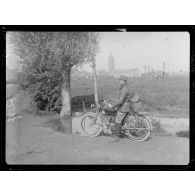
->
<box><xmin>7</xmin><ymin>32</ymin><xmax>190</xmax><ymax>73</ymax></box>
<box><xmin>84</xmin><ymin>32</ymin><xmax>190</xmax><ymax>73</ymax></box>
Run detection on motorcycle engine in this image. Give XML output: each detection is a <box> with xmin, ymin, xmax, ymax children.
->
<box><xmin>101</xmin><ymin>114</ymin><xmax>115</xmax><ymax>135</ymax></box>
<box><xmin>122</xmin><ymin>115</ymin><xmax>136</xmax><ymax>130</ymax></box>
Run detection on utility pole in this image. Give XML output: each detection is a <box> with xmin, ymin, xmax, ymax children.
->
<box><xmin>164</xmin><ymin>34</ymin><xmax>169</xmax><ymax>79</ymax></box>
<box><xmin>148</xmin><ymin>66</ymin><xmax>151</xmax><ymax>74</ymax></box>
<box><xmin>88</xmin><ymin>32</ymin><xmax>100</xmax><ymax>110</ymax></box>
<box><xmin>163</xmin><ymin>62</ymin><xmax>166</xmax><ymax>79</ymax></box>
<box><xmin>144</xmin><ymin>65</ymin><xmax>147</xmax><ymax>77</ymax></box>
<box><xmin>166</xmin><ymin>35</ymin><xmax>169</xmax><ymax>69</ymax></box>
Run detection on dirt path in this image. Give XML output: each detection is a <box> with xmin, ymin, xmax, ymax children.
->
<box><xmin>6</xmin><ymin>114</ymin><xmax>189</xmax><ymax>165</ymax></box>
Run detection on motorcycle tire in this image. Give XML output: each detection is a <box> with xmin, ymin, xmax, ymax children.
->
<box><xmin>80</xmin><ymin>112</ymin><xmax>102</xmax><ymax>137</ymax></box>
<box><xmin>124</xmin><ymin>115</ymin><xmax>152</xmax><ymax>142</ymax></box>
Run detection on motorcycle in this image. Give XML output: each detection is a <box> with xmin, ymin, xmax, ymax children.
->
<box><xmin>80</xmin><ymin>96</ymin><xmax>153</xmax><ymax>142</ymax></box>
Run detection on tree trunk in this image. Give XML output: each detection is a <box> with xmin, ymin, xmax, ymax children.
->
<box><xmin>92</xmin><ymin>65</ymin><xmax>99</xmax><ymax>107</ymax></box>
<box><xmin>60</xmin><ymin>67</ymin><xmax>72</xmax><ymax>134</ymax></box>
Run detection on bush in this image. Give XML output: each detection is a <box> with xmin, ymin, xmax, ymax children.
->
<box><xmin>151</xmin><ymin>119</ymin><xmax>171</xmax><ymax>136</ymax></box>
<box><xmin>176</xmin><ymin>130</ymin><xmax>189</xmax><ymax>138</ymax></box>
<box><xmin>17</xmin><ymin>72</ymin><xmax>30</xmax><ymax>89</ymax></box>
<box><xmin>30</xmin><ymin>70</ymin><xmax>63</xmax><ymax>113</ymax></box>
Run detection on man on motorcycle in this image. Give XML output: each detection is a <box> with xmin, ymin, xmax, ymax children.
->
<box><xmin>108</xmin><ymin>75</ymin><xmax>134</xmax><ymax>141</ymax></box>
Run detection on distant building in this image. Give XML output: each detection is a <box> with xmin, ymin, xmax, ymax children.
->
<box><xmin>114</xmin><ymin>68</ymin><xmax>140</xmax><ymax>77</ymax></box>
<box><xmin>107</xmin><ymin>52</ymin><xmax>140</xmax><ymax>77</ymax></box>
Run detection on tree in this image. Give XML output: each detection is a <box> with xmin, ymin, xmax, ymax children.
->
<box><xmin>8</xmin><ymin>32</ymin><xmax>62</xmax><ymax>111</ymax></box>
<box><xmin>8</xmin><ymin>32</ymin><xmax>99</xmax><ymax>133</ymax></box>
<box><xmin>50</xmin><ymin>32</ymin><xmax>99</xmax><ymax>132</ymax></box>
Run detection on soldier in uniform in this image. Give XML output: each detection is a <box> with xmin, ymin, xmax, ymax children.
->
<box><xmin>108</xmin><ymin>75</ymin><xmax>134</xmax><ymax>141</ymax></box>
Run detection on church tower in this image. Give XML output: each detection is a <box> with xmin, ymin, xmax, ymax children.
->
<box><xmin>108</xmin><ymin>52</ymin><xmax>114</xmax><ymax>75</ymax></box>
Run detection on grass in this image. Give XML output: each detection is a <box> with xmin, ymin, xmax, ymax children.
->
<box><xmin>151</xmin><ymin>119</ymin><xmax>171</xmax><ymax>136</ymax></box>
<box><xmin>9</xmin><ymin>76</ymin><xmax>189</xmax><ymax>139</ymax></box>
<box><xmin>6</xmin><ymin>84</ymin><xmax>19</xmax><ymax>99</ymax></box>
<box><xmin>71</xmin><ymin>76</ymin><xmax>189</xmax><ymax>115</ymax></box>
<box><xmin>43</xmin><ymin>116</ymin><xmax>64</xmax><ymax>132</ymax></box>
<box><xmin>151</xmin><ymin>119</ymin><xmax>189</xmax><ymax>138</ymax></box>
<box><xmin>12</xmin><ymin>76</ymin><xmax>189</xmax><ymax>118</ymax></box>
<box><xmin>42</xmin><ymin>115</ymin><xmax>72</xmax><ymax>133</ymax></box>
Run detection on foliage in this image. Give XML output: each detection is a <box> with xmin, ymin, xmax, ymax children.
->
<box><xmin>151</xmin><ymin>119</ymin><xmax>171</xmax><ymax>136</ymax></box>
<box><xmin>8</xmin><ymin>32</ymin><xmax>99</xmax><ymax>112</ymax></box>
<box><xmin>176</xmin><ymin>130</ymin><xmax>189</xmax><ymax>138</ymax></box>
<box><xmin>50</xmin><ymin>32</ymin><xmax>99</xmax><ymax>71</ymax></box>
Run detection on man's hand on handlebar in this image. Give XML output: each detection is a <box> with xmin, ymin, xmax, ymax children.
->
<box><xmin>102</xmin><ymin>99</ymin><xmax>114</xmax><ymax>108</ymax></box>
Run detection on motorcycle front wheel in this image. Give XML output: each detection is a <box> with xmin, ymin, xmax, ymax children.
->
<box><xmin>124</xmin><ymin>115</ymin><xmax>152</xmax><ymax>142</ymax></box>
<box><xmin>80</xmin><ymin>112</ymin><xmax>102</xmax><ymax>137</ymax></box>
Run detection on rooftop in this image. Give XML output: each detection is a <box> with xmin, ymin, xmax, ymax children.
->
<box><xmin>114</xmin><ymin>68</ymin><xmax>140</xmax><ymax>74</ymax></box>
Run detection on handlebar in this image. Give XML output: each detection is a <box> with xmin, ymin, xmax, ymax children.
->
<box><xmin>102</xmin><ymin>99</ymin><xmax>112</xmax><ymax>106</ymax></box>
<box><xmin>102</xmin><ymin>98</ymin><xmax>117</xmax><ymax>104</ymax></box>
<box><xmin>101</xmin><ymin>99</ymin><xmax>118</xmax><ymax>111</ymax></box>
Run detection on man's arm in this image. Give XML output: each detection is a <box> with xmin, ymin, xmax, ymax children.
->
<box><xmin>129</xmin><ymin>91</ymin><xmax>134</xmax><ymax>100</ymax></box>
<box><xmin>111</xmin><ymin>88</ymin><xmax>127</xmax><ymax>108</ymax></box>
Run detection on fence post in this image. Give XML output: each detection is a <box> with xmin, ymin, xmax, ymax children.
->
<box><xmin>82</xmin><ymin>99</ymin><xmax>86</xmax><ymax>113</ymax></box>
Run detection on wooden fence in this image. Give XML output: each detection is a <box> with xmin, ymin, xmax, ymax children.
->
<box><xmin>71</xmin><ymin>94</ymin><xmax>95</xmax><ymax>112</ymax></box>
<box><xmin>32</xmin><ymin>94</ymin><xmax>96</xmax><ymax>115</ymax></box>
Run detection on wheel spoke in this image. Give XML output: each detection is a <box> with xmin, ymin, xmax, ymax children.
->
<box><xmin>124</xmin><ymin>116</ymin><xmax>151</xmax><ymax>141</ymax></box>
<box><xmin>127</xmin><ymin>128</ymin><xmax>148</xmax><ymax>130</ymax></box>
<box><xmin>81</xmin><ymin>113</ymin><xmax>102</xmax><ymax>137</ymax></box>
<box><xmin>136</xmin><ymin>129</ymin><xmax>147</xmax><ymax>133</ymax></box>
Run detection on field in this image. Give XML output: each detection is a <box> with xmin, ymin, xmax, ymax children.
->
<box><xmin>71</xmin><ymin>76</ymin><xmax>189</xmax><ymax>116</ymax></box>
<box><xmin>6</xmin><ymin>76</ymin><xmax>189</xmax><ymax>118</ymax></box>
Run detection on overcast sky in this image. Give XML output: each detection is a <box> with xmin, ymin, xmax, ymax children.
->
<box><xmin>84</xmin><ymin>32</ymin><xmax>190</xmax><ymax>73</ymax></box>
<box><xmin>7</xmin><ymin>32</ymin><xmax>190</xmax><ymax>73</ymax></box>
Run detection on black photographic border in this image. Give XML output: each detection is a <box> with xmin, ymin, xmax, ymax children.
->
<box><xmin>0</xmin><ymin>25</ymin><xmax>194</xmax><ymax>171</ymax></box>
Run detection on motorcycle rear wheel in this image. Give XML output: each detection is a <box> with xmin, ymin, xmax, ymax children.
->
<box><xmin>124</xmin><ymin>115</ymin><xmax>152</xmax><ymax>142</ymax></box>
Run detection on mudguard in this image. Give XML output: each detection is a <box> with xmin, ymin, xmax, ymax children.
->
<box><xmin>141</xmin><ymin>114</ymin><xmax>153</xmax><ymax>130</ymax></box>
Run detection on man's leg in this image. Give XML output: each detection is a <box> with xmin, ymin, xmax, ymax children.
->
<box><xmin>112</xmin><ymin>112</ymin><xmax>126</xmax><ymax>141</ymax></box>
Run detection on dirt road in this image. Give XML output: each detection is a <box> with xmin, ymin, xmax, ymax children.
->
<box><xmin>6</xmin><ymin>115</ymin><xmax>189</xmax><ymax>165</ymax></box>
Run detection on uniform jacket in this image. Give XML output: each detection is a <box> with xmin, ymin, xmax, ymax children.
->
<box><xmin>112</xmin><ymin>83</ymin><xmax>134</xmax><ymax>113</ymax></box>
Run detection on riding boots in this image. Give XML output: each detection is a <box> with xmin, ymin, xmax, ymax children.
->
<box><xmin>112</xmin><ymin>123</ymin><xmax>122</xmax><ymax>142</ymax></box>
